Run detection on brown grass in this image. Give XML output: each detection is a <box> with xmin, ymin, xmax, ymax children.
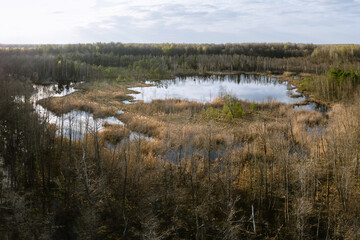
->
<box><xmin>37</xmin><ymin>80</ymin><xmax>150</xmax><ymax>118</ymax></box>
<box><xmin>290</xmin><ymin>94</ymin><xmax>302</xmax><ymax>98</ymax></box>
<box><xmin>38</xmin><ymin>79</ymin><xmax>334</xmax><ymax>167</ymax></box>
<box><xmin>293</xmin><ymin>100</ymin><xmax>310</xmax><ymax>106</ymax></box>
<box><xmin>294</xmin><ymin>109</ymin><xmax>326</xmax><ymax>127</ymax></box>
<box><xmin>121</xmin><ymin>114</ymin><xmax>162</xmax><ymax>137</ymax></box>
<box><xmin>43</xmin><ymin>78</ymin><xmax>360</xmax><ymax>239</ymax></box>
<box><xmin>99</xmin><ymin>125</ymin><xmax>130</xmax><ymax>144</ymax></box>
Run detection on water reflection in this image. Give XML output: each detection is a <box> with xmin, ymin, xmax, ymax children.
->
<box><xmin>31</xmin><ymin>83</ymin><xmax>77</xmax><ymax>103</ymax></box>
<box><xmin>294</xmin><ymin>102</ymin><xmax>328</xmax><ymax>113</ymax></box>
<box><xmin>31</xmin><ymin>83</ymin><xmax>125</xmax><ymax>139</ymax></box>
<box><xmin>129</xmin><ymin>74</ymin><xmax>307</xmax><ymax>104</ymax></box>
<box><xmin>38</xmin><ymin>107</ymin><xmax>124</xmax><ymax>139</ymax></box>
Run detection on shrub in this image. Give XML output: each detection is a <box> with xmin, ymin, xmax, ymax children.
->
<box><xmin>233</xmin><ymin>102</ymin><xmax>244</xmax><ymax>117</ymax></box>
<box><xmin>221</xmin><ymin>95</ymin><xmax>245</xmax><ymax>119</ymax></box>
<box><xmin>250</xmin><ymin>102</ymin><xmax>258</xmax><ymax>111</ymax></box>
<box><xmin>225</xmin><ymin>111</ymin><xmax>233</xmax><ymax>121</ymax></box>
<box><xmin>204</xmin><ymin>107</ymin><xmax>219</xmax><ymax>119</ymax></box>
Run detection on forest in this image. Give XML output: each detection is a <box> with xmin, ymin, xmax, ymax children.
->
<box><xmin>1</xmin><ymin>43</ymin><xmax>360</xmax><ymax>239</ymax></box>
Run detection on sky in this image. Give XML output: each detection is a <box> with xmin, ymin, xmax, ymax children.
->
<box><xmin>0</xmin><ymin>0</ymin><xmax>359</xmax><ymax>44</ymax></box>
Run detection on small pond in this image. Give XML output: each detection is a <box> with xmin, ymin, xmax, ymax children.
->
<box><xmin>129</xmin><ymin>74</ymin><xmax>306</xmax><ymax>104</ymax></box>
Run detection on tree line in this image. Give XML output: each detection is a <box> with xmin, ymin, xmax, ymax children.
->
<box><xmin>1</xmin><ymin>43</ymin><xmax>360</xmax><ymax>86</ymax></box>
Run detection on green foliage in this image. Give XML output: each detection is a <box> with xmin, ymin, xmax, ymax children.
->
<box><xmin>132</xmin><ymin>58</ymin><xmax>172</xmax><ymax>80</ymax></box>
<box><xmin>327</xmin><ymin>67</ymin><xmax>360</xmax><ymax>85</ymax></box>
<box><xmin>185</xmin><ymin>55</ymin><xmax>198</xmax><ymax>70</ymax></box>
<box><xmin>298</xmin><ymin>67</ymin><xmax>360</xmax><ymax>102</ymax></box>
<box><xmin>178</xmin><ymin>55</ymin><xmax>185</xmax><ymax>66</ymax></box>
<box><xmin>222</xmin><ymin>104</ymin><xmax>231</xmax><ymax>116</ymax></box>
<box><xmin>225</xmin><ymin>111</ymin><xmax>233</xmax><ymax>121</ymax></box>
<box><xmin>220</xmin><ymin>95</ymin><xmax>245</xmax><ymax>120</ymax></box>
<box><xmin>161</xmin><ymin>43</ymin><xmax>174</xmax><ymax>55</ymax></box>
<box><xmin>299</xmin><ymin>76</ymin><xmax>312</xmax><ymax>91</ymax></box>
<box><xmin>102</xmin><ymin>66</ymin><xmax>119</xmax><ymax>78</ymax></box>
<box><xmin>116</xmin><ymin>75</ymin><xmax>131</xmax><ymax>83</ymax></box>
<box><xmin>222</xmin><ymin>104</ymin><xmax>233</xmax><ymax>120</ymax></box>
<box><xmin>204</xmin><ymin>104</ymin><xmax>244</xmax><ymax>120</ymax></box>
<box><xmin>250</xmin><ymin>102</ymin><xmax>258</xmax><ymax>111</ymax></box>
<box><xmin>233</xmin><ymin>102</ymin><xmax>244</xmax><ymax>117</ymax></box>
<box><xmin>203</xmin><ymin>107</ymin><xmax>219</xmax><ymax>119</ymax></box>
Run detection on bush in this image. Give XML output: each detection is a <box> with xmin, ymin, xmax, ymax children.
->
<box><xmin>250</xmin><ymin>102</ymin><xmax>258</xmax><ymax>111</ymax></box>
<box><xmin>221</xmin><ymin>95</ymin><xmax>245</xmax><ymax>120</ymax></box>
<box><xmin>225</xmin><ymin>111</ymin><xmax>233</xmax><ymax>121</ymax></box>
<box><xmin>222</xmin><ymin>104</ymin><xmax>232</xmax><ymax>120</ymax></box>
<box><xmin>204</xmin><ymin>107</ymin><xmax>219</xmax><ymax>119</ymax></box>
<box><xmin>233</xmin><ymin>102</ymin><xmax>244</xmax><ymax>117</ymax></box>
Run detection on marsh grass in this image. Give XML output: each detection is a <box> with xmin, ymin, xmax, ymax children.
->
<box><xmin>290</xmin><ymin>94</ymin><xmax>303</xmax><ymax>98</ymax></box>
<box><xmin>37</xmin><ymin>80</ymin><xmax>144</xmax><ymax>117</ymax></box>
<box><xmin>122</xmin><ymin>115</ymin><xmax>162</xmax><ymax>137</ymax></box>
<box><xmin>39</xmin><ymin>79</ymin><xmax>328</xmax><ymax>169</ymax></box>
<box><xmin>70</xmin><ymin>80</ymin><xmax>360</xmax><ymax>239</ymax></box>
<box><xmin>294</xmin><ymin>109</ymin><xmax>326</xmax><ymax>127</ymax></box>
<box><xmin>99</xmin><ymin>125</ymin><xmax>130</xmax><ymax>144</ymax></box>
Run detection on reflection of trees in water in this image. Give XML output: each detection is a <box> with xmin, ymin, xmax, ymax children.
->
<box><xmin>294</xmin><ymin>102</ymin><xmax>328</xmax><ymax>113</ymax></box>
<box><xmin>56</xmin><ymin>82</ymin><xmax>71</xmax><ymax>93</ymax></box>
<box><xmin>152</xmin><ymin>74</ymin><xmax>280</xmax><ymax>88</ymax></box>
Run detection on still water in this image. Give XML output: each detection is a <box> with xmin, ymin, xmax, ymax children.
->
<box><xmin>129</xmin><ymin>74</ymin><xmax>307</xmax><ymax>104</ymax></box>
<box><xmin>30</xmin><ymin>74</ymin><xmax>326</xmax><ymax>140</ymax></box>
<box><xmin>31</xmin><ymin>83</ymin><xmax>124</xmax><ymax>139</ymax></box>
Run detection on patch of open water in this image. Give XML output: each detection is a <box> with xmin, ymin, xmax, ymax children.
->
<box><xmin>128</xmin><ymin>74</ymin><xmax>327</xmax><ymax>111</ymax></box>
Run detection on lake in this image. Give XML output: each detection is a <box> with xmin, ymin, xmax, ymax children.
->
<box><xmin>128</xmin><ymin>74</ymin><xmax>307</xmax><ymax>104</ymax></box>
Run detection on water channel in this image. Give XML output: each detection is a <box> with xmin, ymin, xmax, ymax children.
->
<box><xmin>31</xmin><ymin>83</ymin><xmax>125</xmax><ymax>139</ymax></box>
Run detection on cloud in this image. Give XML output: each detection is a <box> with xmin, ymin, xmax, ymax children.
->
<box><xmin>1</xmin><ymin>0</ymin><xmax>359</xmax><ymax>43</ymax></box>
<box><xmin>51</xmin><ymin>11</ymin><xmax>64</xmax><ymax>15</ymax></box>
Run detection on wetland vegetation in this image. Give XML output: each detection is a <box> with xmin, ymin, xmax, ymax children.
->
<box><xmin>1</xmin><ymin>43</ymin><xmax>360</xmax><ymax>239</ymax></box>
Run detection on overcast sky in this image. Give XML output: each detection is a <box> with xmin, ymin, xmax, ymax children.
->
<box><xmin>0</xmin><ymin>0</ymin><xmax>359</xmax><ymax>44</ymax></box>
